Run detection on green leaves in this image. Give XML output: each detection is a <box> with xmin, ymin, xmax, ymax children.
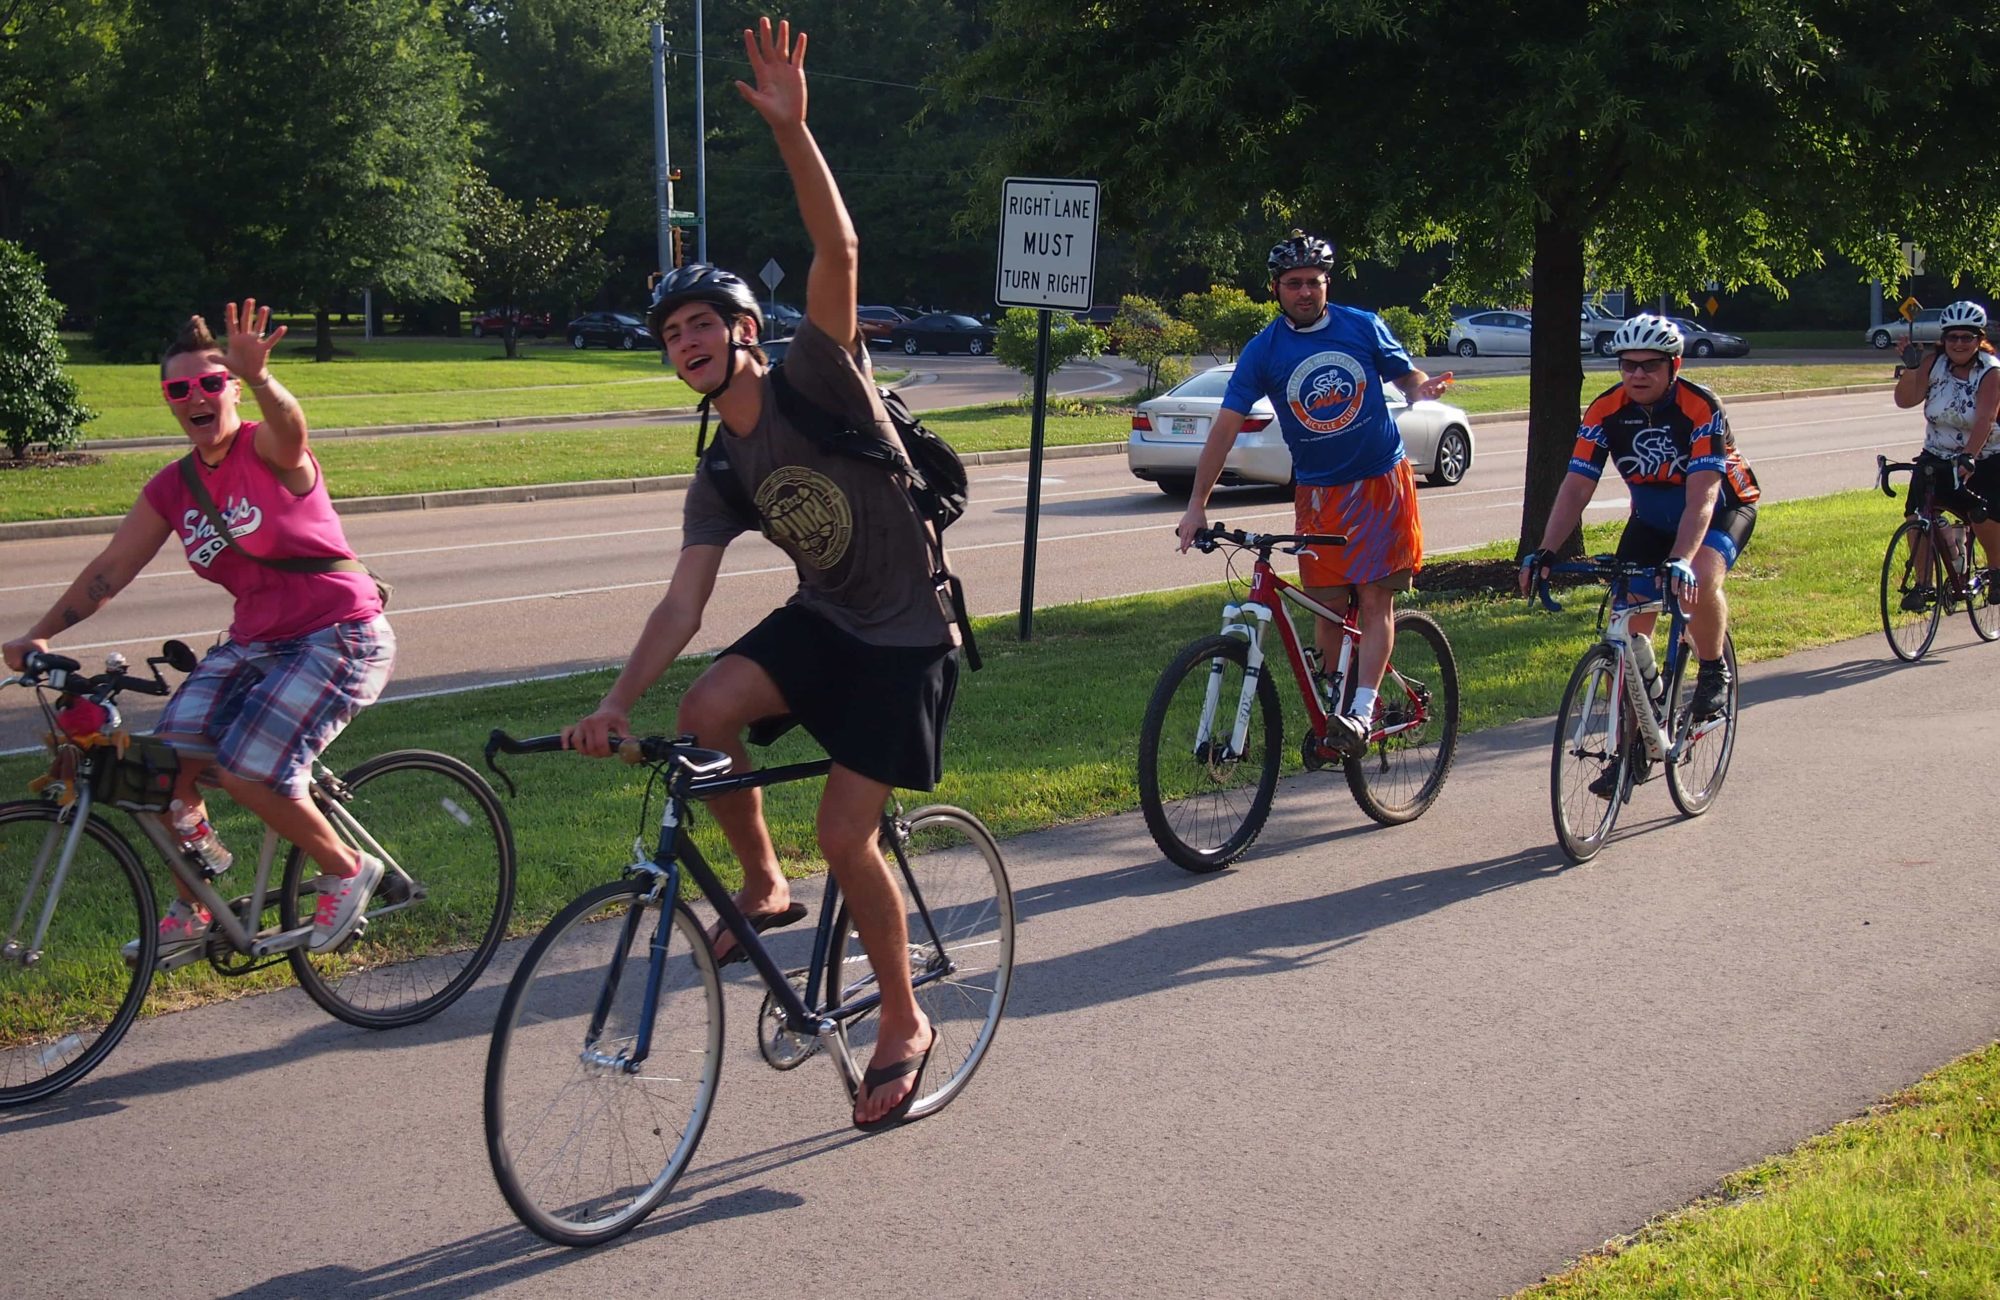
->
<box><xmin>458</xmin><ymin>167</ymin><xmax>610</xmax><ymax>358</ymax></box>
<box><xmin>0</xmin><ymin>240</ymin><xmax>92</xmax><ymax>459</ymax></box>
<box><xmin>993</xmin><ymin>307</ymin><xmax>1102</xmax><ymax>386</ymax></box>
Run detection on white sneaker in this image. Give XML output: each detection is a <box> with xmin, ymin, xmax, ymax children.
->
<box><xmin>122</xmin><ymin>900</ymin><xmax>212</xmax><ymax>969</ymax></box>
<box><xmin>310</xmin><ymin>853</ymin><xmax>384</xmax><ymax>952</ymax></box>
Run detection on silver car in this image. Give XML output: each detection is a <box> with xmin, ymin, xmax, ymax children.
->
<box><xmin>1447</xmin><ymin>309</ymin><xmax>1595</xmax><ymax>357</ymax></box>
<box><xmin>1866</xmin><ymin>308</ymin><xmax>1945</xmax><ymax>350</ymax></box>
<box><xmin>1666</xmin><ymin>317</ymin><xmax>1750</xmax><ymax>358</ymax></box>
<box><xmin>1127</xmin><ymin>363</ymin><xmax>1475</xmax><ymax>495</ymax></box>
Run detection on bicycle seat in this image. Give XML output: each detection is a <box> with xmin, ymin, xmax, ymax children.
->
<box><xmin>672</xmin><ymin>746</ymin><xmax>734</xmax><ymax>779</ymax></box>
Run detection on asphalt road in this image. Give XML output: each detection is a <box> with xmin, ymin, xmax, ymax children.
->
<box><xmin>0</xmin><ymin>386</ymin><xmax>1911</xmax><ymax>745</ymax></box>
<box><xmin>3</xmin><ymin>628</ymin><xmax>1995</xmax><ymax>1298</ymax></box>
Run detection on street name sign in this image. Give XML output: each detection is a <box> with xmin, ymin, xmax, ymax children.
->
<box><xmin>995</xmin><ymin>177</ymin><xmax>1100</xmax><ymax>312</ymax></box>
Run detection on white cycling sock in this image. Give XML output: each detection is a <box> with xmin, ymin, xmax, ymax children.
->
<box><xmin>1347</xmin><ymin>685</ymin><xmax>1379</xmax><ymax>721</ymax></box>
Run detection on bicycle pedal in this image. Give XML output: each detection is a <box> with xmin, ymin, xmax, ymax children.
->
<box><xmin>375</xmin><ymin>873</ymin><xmax>413</xmax><ymax>907</ymax></box>
<box><xmin>334</xmin><ymin>917</ymin><xmax>369</xmax><ymax>954</ymax></box>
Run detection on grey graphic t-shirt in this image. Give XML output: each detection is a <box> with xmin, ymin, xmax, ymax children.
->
<box><xmin>682</xmin><ymin>320</ymin><xmax>956</xmax><ymax>648</ymax></box>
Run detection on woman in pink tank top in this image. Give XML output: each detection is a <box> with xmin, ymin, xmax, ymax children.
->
<box><xmin>3</xmin><ymin>301</ymin><xmax>396</xmax><ymax>961</ymax></box>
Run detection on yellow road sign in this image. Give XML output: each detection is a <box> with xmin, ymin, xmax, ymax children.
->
<box><xmin>1900</xmin><ymin>296</ymin><xmax>1921</xmax><ymax>322</ymax></box>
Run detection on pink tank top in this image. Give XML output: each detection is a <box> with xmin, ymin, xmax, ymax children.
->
<box><xmin>141</xmin><ymin>423</ymin><xmax>382</xmax><ymax>643</ymax></box>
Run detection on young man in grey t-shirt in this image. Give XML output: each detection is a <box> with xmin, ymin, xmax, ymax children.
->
<box><xmin>564</xmin><ymin>16</ymin><xmax>958</xmax><ymax>1132</ymax></box>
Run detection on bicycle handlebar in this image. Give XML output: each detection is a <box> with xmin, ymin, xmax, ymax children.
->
<box><xmin>4</xmin><ymin>645</ymin><xmax>182</xmax><ymax>702</ymax></box>
<box><xmin>1528</xmin><ymin>554</ymin><xmax>1679</xmax><ymax>615</ymax></box>
<box><xmin>484</xmin><ymin>728</ymin><xmax>705</xmax><ymax>797</ymax></box>
<box><xmin>1192</xmin><ymin>523</ymin><xmax>1348</xmax><ymax>556</ymax></box>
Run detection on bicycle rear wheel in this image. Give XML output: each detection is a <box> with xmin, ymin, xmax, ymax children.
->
<box><xmin>1344</xmin><ymin>610</ymin><xmax>1460</xmax><ymax>825</ymax></box>
<box><xmin>0</xmin><ymin>802</ymin><xmax>156</xmax><ymax>1107</ymax></box>
<box><xmin>1880</xmin><ymin>520</ymin><xmax>1942</xmax><ymax>662</ymax></box>
<box><xmin>486</xmin><ymin>879</ymin><xmax>722</xmax><ymax>1247</ymax></box>
<box><xmin>1966</xmin><ymin>537</ymin><xmax>2000</xmax><ymax>642</ymax></box>
<box><xmin>1666</xmin><ymin>633</ymin><xmax>1738</xmax><ymax>816</ymax></box>
<box><xmin>1550</xmin><ymin>646</ymin><xmax>1628</xmax><ymax>863</ymax></box>
<box><xmin>1137</xmin><ymin>633</ymin><xmax>1283</xmax><ymax>872</ymax></box>
<box><xmin>825</xmin><ymin>806</ymin><xmax>1014</xmax><ymax>1123</ymax></box>
<box><xmin>281</xmin><ymin>750</ymin><xmax>515</xmax><ymax>1029</ymax></box>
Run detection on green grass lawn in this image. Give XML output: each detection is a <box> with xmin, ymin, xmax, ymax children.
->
<box><xmin>0</xmin><ymin>405</ymin><xmax>1130</xmax><ymax>522</ymax></box>
<box><xmin>1740</xmin><ymin>329</ymin><xmax>1880</xmax><ymax>350</ymax></box>
<box><xmin>1436</xmin><ymin>363</ymin><xmax>1891</xmax><ymax>416</ymax></box>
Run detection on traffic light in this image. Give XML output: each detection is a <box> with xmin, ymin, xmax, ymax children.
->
<box><xmin>668</xmin><ymin>168</ymin><xmax>682</xmax><ymax>183</ymax></box>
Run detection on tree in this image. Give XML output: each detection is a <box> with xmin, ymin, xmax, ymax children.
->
<box><xmin>0</xmin><ymin>239</ymin><xmax>91</xmax><ymax>459</ymax></box>
<box><xmin>1114</xmin><ymin>294</ymin><xmax>1198</xmax><ymax>396</ymax></box>
<box><xmin>958</xmin><ymin>1</ymin><xmax>2000</xmax><ymax>554</ymax></box>
<box><xmin>75</xmin><ymin>0</ymin><xmax>472</xmax><ymax>361</ymax></box>
<box><xmin>993</xmin><ymin>307</ymin><xmax>1101</xmax><ymax>391</ymax></box>
<box><xmin>459</xmin><ymin>168</ymin><xmax>610</xmax><ymax>359</ymax></box>
<box><xmin>1176</xmin><ymin>284</ymin><xmax>1274</xmax><ymax>360</ymax></box>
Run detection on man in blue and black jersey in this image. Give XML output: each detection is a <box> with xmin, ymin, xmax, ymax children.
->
<box><xmin>1520</xmin><ymin>314</ymin><xmax>1760</xmax><ymax>775</ymax></box>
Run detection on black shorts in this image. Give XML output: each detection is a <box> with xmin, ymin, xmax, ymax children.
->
<box><xmin>1908</xmin><ymin>451</ymin><xmax>1998</xmax><ymax>523</ymax></box>
<box><xmin>722</xmin><ymin>605</ymin><xmax>959</xmax><ymax>791</ymax></box>
<box><xmin>1615</xmin><ymin>502</ymin><xmax>1757</xmax><ymax>570</ymax></box>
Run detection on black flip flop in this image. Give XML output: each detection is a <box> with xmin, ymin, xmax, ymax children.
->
<box><xmin>711</xmin><ymin>901</ymin><xmax>808</xmax><ymax>967</ymax></box>
<box><xmin>852</xmin><ymin>1033</ymin><xmax>936</xmax><ymax>1133</ymax></box>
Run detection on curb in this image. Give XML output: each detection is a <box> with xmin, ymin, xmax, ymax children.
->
<box><xmin>0</xmin><ymin>440</ymin><xmax>1129</xmax><ymax>542</ymax></box>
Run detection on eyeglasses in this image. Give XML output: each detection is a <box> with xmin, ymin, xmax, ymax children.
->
<box><xmin>1617</xmin><ymin>357</ymin><xmax>1671</xmax><ymax>376</ymax></box>
<box><xmin>1276</xmin><ymin>275</ymin><xmax>1327</xmax><ymax>292</ymax></box>
<box><xmin>1942</xmin><ymin>330</ymin><xmax>1983</xmax><ymax>344</ymax></box>
<box><xmin>161</xmin><ymin>370</ymin><xmax>232</xmax><ymax>402</ymax></box>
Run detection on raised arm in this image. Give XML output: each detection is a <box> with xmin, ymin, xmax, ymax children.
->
<box><xmin>736</xmin><ymin>17</ymin><xmax>857</xmax><ymax>348</ymax></box>
<box><xmin>221</xmin><ymin>299</ymin><xmax>314</xmax><ymax>493</ymax></box>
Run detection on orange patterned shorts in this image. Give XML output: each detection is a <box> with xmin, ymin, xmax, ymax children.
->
<box><xmin>1293</xmin><ymin>460</ymin><xmax>1424</xmax><ymax>589</ymax></box>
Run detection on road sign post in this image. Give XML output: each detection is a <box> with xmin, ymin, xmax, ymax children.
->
<box><xmin>995</xmin><ymin>176</ymin><xmax>1100</xmax><ymax>640</ymax></box>
<box><xmin>760</xmin><ymin>258</ymin><xmax>785</xmax><ymax>319</ymax></box>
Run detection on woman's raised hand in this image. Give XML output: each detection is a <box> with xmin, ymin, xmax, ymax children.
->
<box><xmin>221</xmin><ymin>298</ymin><xmax>286</xmax><ymax>383</ymax></box>
<box><xmin>734</xmin><ymin>16</ymin><xmax>807</xmax><ymax>130</ymax></box>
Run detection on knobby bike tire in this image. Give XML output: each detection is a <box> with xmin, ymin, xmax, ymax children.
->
<box><xmin>486</xmin><ymin>878</ymin><xmax>723</xmax><ymax>1247</ymax></box>
<box><xmin>1666</xmin><ymin>632</ymin><xmax>1739</xmax><ymax>817</ymax></box>
<box><xmin>1343</xmin><ymin>610</ymin><xmax>1461</xmax><ymax>825</ymax></box>
<box><xmin>1137</xmin><ymin>634</ymin><xmax>1283</xmax><ymax>873</ymax></box>
<box><xmin>1880</xmin><ymin>520</ymin><xmax>1942</xmax><ymax>662</ymax></box>
<box><xmin>824</xmin><ymin>805</ymin><xmax>1014</xmax><ymax>1124</ymax></box>
<box><xmin>1550</xmin><ymin>645</ymin><xmax>1629</xmax><ymax>863</ymax></box>
<box><xmin>281</xmin><ymin>750</ymin><xmax>516</xmax><ymax>1030</ymax></box>
<box><xmin>0</xmin><ymin>802</ymin><xmax>157</xmax><ymax>1107</ymax></box>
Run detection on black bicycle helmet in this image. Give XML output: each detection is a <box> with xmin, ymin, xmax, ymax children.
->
<box><xmin>645</xmin><ymin>263</ymin><xmax>764</xmax><ymax>338</ymax></box>
<box><xmin>1267</xmin><ymin>230</ymin><xmax>1337</xmax><ymax>276</ymax></box>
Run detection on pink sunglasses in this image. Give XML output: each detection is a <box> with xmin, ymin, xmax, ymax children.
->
<box><xmin>161</xmin><ymin>370</ymin><xmax>233</xmax><ymax>402</ymax></box>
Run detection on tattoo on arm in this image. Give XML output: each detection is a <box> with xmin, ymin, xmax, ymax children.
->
<box><xmin>59</xmin><ymin>606</ymin><xmax>83</xmax><ymax>628</ymax></box>
<box><xmin>84</xmin><ymin>573</ymin><xmax>111</xmax><ymax>603</ymax></box>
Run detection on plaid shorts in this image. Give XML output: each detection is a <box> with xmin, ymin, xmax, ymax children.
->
<box><xmin>154</xmin><ymin>616</ymin><xmax>395</xmax><ymax>797</ymax></box>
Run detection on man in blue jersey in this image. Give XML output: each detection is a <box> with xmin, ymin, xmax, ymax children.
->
<box><xmin>1175</xmin><ymin>231</ymin><xmax>1453</xmax><ymax>754</ymax></box>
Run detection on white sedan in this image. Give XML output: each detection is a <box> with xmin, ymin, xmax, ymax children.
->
<box><xmin>1447</xmin><ymin>309</ymin><xmax>1596</xmax><ymax>357</ymax></box>
<box><xmin>1127</xmin><ymin>363</ymin><xmax>1475</xmax><ymax>496</ymax></box>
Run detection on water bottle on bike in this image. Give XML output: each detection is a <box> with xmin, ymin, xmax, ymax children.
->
<box><xmin>169</xmin><ymin>798</ymin><xmax>232</xmax><ymax>878</ymax></box>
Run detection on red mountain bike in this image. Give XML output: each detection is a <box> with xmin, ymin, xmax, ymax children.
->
<box><xmin>1137</xmin><ymin>525</ymin><xmax>1460</xmax><ymax>872</ymax></box>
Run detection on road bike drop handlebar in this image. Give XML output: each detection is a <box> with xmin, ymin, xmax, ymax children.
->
<box><xmin>1528</xmin><ymin>556</ymin><xmax>1687</xmax><ymax>616</ymax></box>
<box><xmin>1191</xmin><ymin>523</ymin><xmax>1349</xmax><ymax>557</ymax></box>
<box><xmin>1878</xmin><ymin>452</ymin><xmax>1976</xmax><ymax>499</ymax></box>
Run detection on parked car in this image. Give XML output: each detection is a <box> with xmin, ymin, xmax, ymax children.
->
<box><xmin>1866</xmin><ymin>307</ymin><xmax>1947</xmax><ymax>350</ymax></box>
<box><xmin>471</xmin><ymin>307</ymin><xmax>550</xmax><ymax>339</ymax></box>
<box><xmin>566</xmin><ymin>311</ymin><xmax>653</xmax><ymax>350</ymax></box>
<box><xmin>1447</xmin><ymin>309</ymin><xmax>1594</xmax><ymax>357</ymax></box>
<box><xmin>890</xmin><ymin>312</ymin><xmax>996</xmax><ymax>356</ymax></box>
<box><xmin>857</xmin><ymin>304</ymin><xmax>909</xmax><ymax>344</ymax></box>
<box><xmin>1580</xmin><ymin>301</ymin><xmax>1625</xmax><ymax>355</ymax></box>
<box><xmin>763</xmin><ymin>301</ymin><xmax>803</xmax><ymax>340</ymax></box>
<box><xmin>1072</xmin><ymin>305</ymin><xmax>1122</xmax><ymax>354</ymax></box>
<box><xmin>1127</xmin><ymin>363</ymin><xmax>1476</xmax><ymax>495</ymax></box>
<box><xmin>1665</xmin><ymin>317</ymin><xmax>1750</xmax><ymax>358</ymax></box>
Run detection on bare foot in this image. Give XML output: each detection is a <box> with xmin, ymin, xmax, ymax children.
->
<box><xmin>854</xmin><ymin>1017</ymin><xmax>934</xmax><ymax>1127</ymax></box>
<box><xmin>706</xmin><ymin>887</ymin><xmax>794</xmax><ymax>963</ymax></box>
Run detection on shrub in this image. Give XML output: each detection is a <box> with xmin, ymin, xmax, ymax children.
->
<box><xmin>994</xmin><ymin>306</ymin><xmax>1103</xmax><ymax>389</ymax></box>
<box><xmin>1176</xmin><ymin>284</ymin><xmax>1276</xmax><ymax>359</ymax></box>
<box><xmin>0</xmin><ymin>240</ymin><xmax>94</xmax><ymax>458</ymax></box>
<box><xmin>1375</xmin><ymin>305</ymin><xmax>1431</xmax><ymax>357</ymax></box>
<box><xmin>1115</xmin><ymin>294</ymin><xmax>1199</xmax><ymax>393</ymax></box>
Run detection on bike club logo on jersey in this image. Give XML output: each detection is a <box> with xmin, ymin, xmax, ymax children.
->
<box><xmin>1616</xmin><ymin>425</ymin><xmax>1686</xmax><ymax>484</ymax></box>
<box><xmin>1285</xmin><ymin>350</ymin><xmax>1371</xmax><ymax>440</ymax></box>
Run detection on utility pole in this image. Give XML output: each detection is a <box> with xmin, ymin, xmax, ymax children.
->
<box><xmin>695</xmin><ymin>0</ymin><xmax>709</xmax><ymax>263</ymax></box>
<box><xmin>650</xmin><ymin>22</ymin><xmax>674</xmax><ymax>276</ymax></box>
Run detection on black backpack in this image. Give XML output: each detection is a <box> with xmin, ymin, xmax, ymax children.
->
<box><xmin>696</xmin><ymin>366</ymin><xmax>981</xmax><ymax>669</ymax></box>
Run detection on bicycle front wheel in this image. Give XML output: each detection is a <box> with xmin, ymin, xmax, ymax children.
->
<box><xmin>1137</xmin><ymin>634</ymin><xmax>1283</xmax><ymax>873</ymax></box>
<box><xmin>826</xmin><ymin>806</ymin><xmax>1014</xmax><ymax>1123</ymax></box>
<box><xmin>486</xmin><ymin>879</ymin><xmax>722</xmax><ymax>1247</ymax></box>
<box><xmin>1344</xmin><ymin>610</ymin><xmax>1460</xmax><ymax>825</ymax></box>
<box><xmin>1550</xmin><ymin>646</ymin><xmax>1628</xmax><ymax>863</ymax></box>
<box><xmin>1666</xmin><ymin>633</ymin><xmax>1739</xmax><ymax>817</ymax></box>
<box><xmin>282</xmin><ymin>750</ymin><xmax>516</xmax><ymax>1029</ymax></box>
<box><xmin>1881</xmin><ymin>520</ymin><xmax>1942</xmax><ymax>662</ymax></box>
<box><xmin>0</xmin><ymin>802</ymin><xmax>156</xmax><ymax>1107</ymax></box>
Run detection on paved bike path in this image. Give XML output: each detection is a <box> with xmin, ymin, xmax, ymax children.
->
<box><xmin>4</xmin><ymin>628</ymin><xmax>1996</xmax><ymax>1299</ymax></box>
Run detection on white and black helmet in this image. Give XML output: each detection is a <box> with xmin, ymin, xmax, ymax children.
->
<box><xmin>1268</xmin><ymin>230</ymin><xmax>1336</xmax><ymax>276</ymax></box>
<box><xmin>1608</xmin><ymin>313</ymin><xmax>1685</xmax><ymax>358</ymax></box>
<box><xmin>1940</xmin><ymin>301</ymin><xmax>1988</xmax><ymax>334</ymax></box>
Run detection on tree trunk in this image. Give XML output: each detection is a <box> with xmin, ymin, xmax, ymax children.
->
<box><xmin>1519</xmin><ymin>207</ymin><xmax>1588</xmax><ymax>558</ymax></box>
<box><xmin>504</xmin><ymin>321</ymin><xmax>519</xmax><ymax>360</ymax></box>
<box><xmin>314</xmin><ymin>307</ymin><xmax>334</xmax><ymax>362</ymax></box>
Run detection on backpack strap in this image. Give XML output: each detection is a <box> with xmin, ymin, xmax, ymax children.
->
<box><xmin>176</xmin><ymin>454</ymin><xmax>370</xmax><ymax>577</ymax></box>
